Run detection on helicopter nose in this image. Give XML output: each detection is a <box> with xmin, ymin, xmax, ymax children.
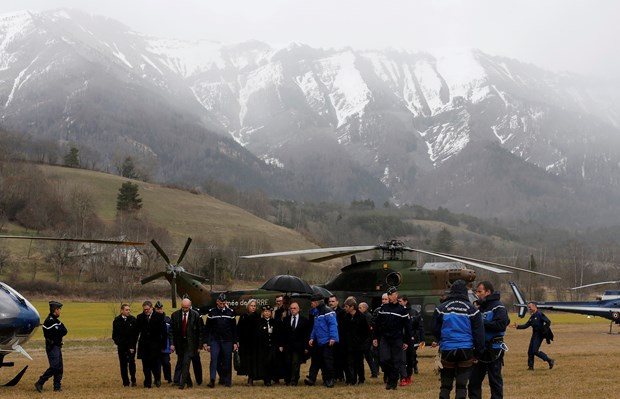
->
<box><xmin>16</xmin><ymin>305</ymin><xmax>41</xmax><ymax>335</ymax></box>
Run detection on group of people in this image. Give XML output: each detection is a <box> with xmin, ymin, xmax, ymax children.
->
<box><xmin>35</xmin><ymin>281</ymin><xmax>554</xmax><ymax>397</ymax></box>
<box><xmin>107</xmin><ymin>290</ymin><xmax>426</xmax><ymax>391</ymax></box>
<box><xmin>432</xmin><ymin>279</ymin><xmax>555</xmax><ymax>399</ymax></box>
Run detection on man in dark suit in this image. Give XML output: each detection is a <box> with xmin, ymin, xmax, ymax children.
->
<box><xmin>136</xmin><ymin>300</ymin><xmax>167</xmax><ymax>388</ymax></box>
<box><xmin>112</xmin><ymin>303</ymin><xmax>138</xmax><ymax>387</ymax></box>
<box><xmin>279</xmin><ymin>300</ymin><xmax>310</xmax><ymax>386</ymax></box>
<box><xmin>170</xmin><ymin>298</ymin><xmax>203</xmax><ymax>389</ymax></box>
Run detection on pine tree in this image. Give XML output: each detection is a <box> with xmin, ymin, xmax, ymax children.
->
<box><xmin>64</xmin><ymin>147</ymin><xmax>80</xmax><ymax>168</ymax></box>
<box><xmin>433</xmin><ymin>227</ymin><xmax>454</xmax><ymax>253</ymax></box>
<box><xmin>116</xmin><ymin>181</ymin><xmax>143</xmax><ymax>212</ymax></box>
<box><xmin>120</xmin><ymin>156</ymin><xmax>138</xmax><ymax>179</ymax></box>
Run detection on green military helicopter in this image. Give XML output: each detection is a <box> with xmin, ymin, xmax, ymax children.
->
<box><xmin>141</xmin><ymin>238</ymin><xmax>559</xmax><ymax>330</ymax></box>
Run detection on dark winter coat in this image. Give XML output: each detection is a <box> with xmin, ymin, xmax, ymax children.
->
<box><xmin>112</xmin><ymin>314</ymin><xmax>138</xmax><ymax>350</ymax></box>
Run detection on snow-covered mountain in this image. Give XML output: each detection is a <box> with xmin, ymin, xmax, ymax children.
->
<box><xmin>2</xmin><ymin>9</ymin><xmax>620</xmax><ymax>227</ymax></box>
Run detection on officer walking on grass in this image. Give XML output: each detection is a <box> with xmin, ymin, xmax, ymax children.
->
<box><xmin>35</xmin><ymin>301</ymin><xmax>67</xmax><ymax>393</ymax></box>
<box><xmin>510</xmin><ymin>302</ymin><xmax>555</xmax><ymax>370</ymax></box>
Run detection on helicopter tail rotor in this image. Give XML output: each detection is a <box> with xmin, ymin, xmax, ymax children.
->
<box><xmin>141</xmin><ymin>238</ymin><xmax>201</xmax><ymax>308</ymax></box>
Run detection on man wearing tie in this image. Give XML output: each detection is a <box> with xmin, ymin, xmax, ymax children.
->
<box><xmin>170</xmin><ymin>298</ymin><xmax>203</xmax><ymax>389</ymax></box>
<box><xmin>136</xmin><ymin>300</ymin><xmax>167</xmax><ymax>388</ymax></box>
<box><xmin>112</xmin><ymin>304</ymin><xmax>138</xmax><ymax>387</ymax></box>
<box><xmin>279</xmin><ymin>301</ymin><xmax>310</xmax><ymax>386</ymax></box>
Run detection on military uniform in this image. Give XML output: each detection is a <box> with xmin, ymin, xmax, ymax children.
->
<box><xmin>35</xmin><ymin>301</ymin><xmax>67</xmax><ymax>392</ymax></box>
<box><xmin>112</xmin><ymin>312</ymin><xmax>138</xmax><ymax>386</ymax></box>
<box><xmin>204</xmin><ymin>297</ymin><xmax>237</xmax><ymax>387</ymax></box>
<box><xmin>468</xmin><ymin>291</ymin><xmax>509</xmax><ymax>399</ymax></box>
<box><xmin>374</xmin><ymin>294</ymin><xmax>411</xmax><ymax>390</ymax></box>
<box><xmin>517</xmin><ymin>309</ymin><xmax>554</xmax><ymax>369</ymax></box>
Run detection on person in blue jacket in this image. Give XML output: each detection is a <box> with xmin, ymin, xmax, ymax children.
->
<box><xmin>468</xmin><ymin>281</ymin><xmax>510</xmax><ymax>399</ymax></box>
<box><xmin>511</xmin><ymin>302</ymin><xmax>554</xmax><ymax>370</ymax></box>
<box><xmin>304</xmin><ymin>293</ymin><xmax>339</xmax><ymax>388</ymax></box>
<box><xmin>432</xmin><ymin>280</ymin><xmax>484</xmax><ymax>399</ymax></box>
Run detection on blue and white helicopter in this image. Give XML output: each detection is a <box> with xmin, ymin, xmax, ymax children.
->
<box><xmin>510</xmin><ymin>281</ymin><xmax>620</xmax><ymax>334</ymax></box>
<box><xmin>0</xmin><ymin>235</ymin><xmax>144</xmax><ymax>385</ymax></box>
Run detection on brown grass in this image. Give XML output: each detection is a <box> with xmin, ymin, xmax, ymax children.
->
<box><xmin>4</xmin><ymin>315</ymin><xmax>617</xmax><ymax>398</ymax></box>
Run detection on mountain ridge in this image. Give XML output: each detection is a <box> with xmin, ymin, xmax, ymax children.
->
<box><xmin>1</xmin><ymin>8</ymin><xmax>620</xmax><ymax>228</ymax></box>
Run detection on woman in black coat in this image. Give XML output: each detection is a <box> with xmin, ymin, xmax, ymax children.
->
<box><xmin>237</xmin><ymin>299</ymin><xmax>260</xmax><ymax>385</ymax></box>
<box><xmin>256</xmin><ymin>305</ymin><xmax>278</xmax><ymax>386</ymax></box>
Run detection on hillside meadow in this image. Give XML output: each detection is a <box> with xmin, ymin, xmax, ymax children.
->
<box><xmin>4</xmin><ymin>302</ymin><xmax>619</xmax><ymax>398</ymax></box>
<box><xmin>11</xmin><ymin>164</ymin><xmax>319</xmax><ymax>251</ymax></box>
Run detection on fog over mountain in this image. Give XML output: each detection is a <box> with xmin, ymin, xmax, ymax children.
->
<box><xmin>1</xmin><ymin>9</ymin><xmax>620</xmax><ymax>228</ymax></box>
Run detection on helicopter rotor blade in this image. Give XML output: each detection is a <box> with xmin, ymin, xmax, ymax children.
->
<box><xmin>309</xmin><ymin>249</ymin><xmax>378</xmax><ymax>263</ymax></box>
<box><xmin>432</xmin><ymin>250</ymin><xmax>561</xmax><ymax>279</ymax></box>
<box><xmin>241</xmin><ymin>245</ymin><xmax>380</xmax><ymax>259</ymax></box>
<box><xmin>171</xmin><ymin>276</ymin><xmax>177</xmax><ymax>308</ymax></box>
<box><xmin>183</xmin><ymin>271</ymin><xmax>209</xmax><ymax>283</ymax></box>
<box><xmin>0</xmin><ymin>235</ymin><xmax>144</xmax><ymax>245</ymax></box>
<box><xmin>150</xmin><ymin>239</ymin><xmax>171</xmax><ymax>264</ymax></box>
<box><xmin>140</xmin><ymin>271</ymin><xmax>167</xmax><ymax>285</ymax></box>
<box><xmin>176</xmin><ymin>237</ymin><xmax>193</xmax><ymax>265</ymax></box>
<box><xmin>571</xmin><ymin>280</ymin><xmax>620</xmax><ymax>290</ymax></box>
<box><xmin>408</xmin><ymin>248</ymin><xmax>512</xmax><ymax>274</ymax></box>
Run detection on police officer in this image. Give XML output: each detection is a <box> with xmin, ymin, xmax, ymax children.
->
<box><xmin>112</xmin><ymin>303</ymin><xmax>138</xmax><ymax>387</ymax></box>
<box><xmin>511</xmin><ymin>302</ymin><xmax>555</xmax><ymax>370</ymax></box>
<box><xmin>398</xmin><ymin>294</ymin><xmax>425</xmax><ymax>386</ymax></box>
<box><xmin>35</xmin><ymin>301</ymin><xmax>67</xmax><ymax>393</ymax></box>
<box><xmin>154</xmin><ymin>301</ymin><xmax>173</xmax><ymax>384</ymax></box>
<box><xmin>204</xmin><ymin>293</ymin><xmax>238</xmax><ymax>388</ymax></box>
<box><xmin>373</xmin><ymin>287</ymin><xmax>411</xmax><ymax>390</ymax></box>
<box><xmin>468</xmin><ymin>281</ymin><xmax>510</xmax><ymax>399</ymax></box>
<box><xmin>432</xmin><ymin>280</ymin><xmax>484</xmax><ymax>399</ymax></box>
<box><xmin>305</xmin><ymin>293</ymin><xmax>339</xmax><ymax>388</ymax></box>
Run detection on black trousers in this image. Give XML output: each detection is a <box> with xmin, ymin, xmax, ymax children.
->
<box><xmin>117</xmin><ymin>346</ymin><xmax>137</xmax><ymax>386</ymax></box>
<box><xmin>141</xmin><ymin>355</ymin><xmax>161</xmax><ymax>387</ymax></box>
<box><xmin>379</xmin><ymin>337</ymin><xmax>403</xmax><ymax>386</ymax></box>
<box><xmin>364</xmin><ymin>345</ymin><xmax>379</xmax><ymax>376</ymax></box>
<box><xmin>38</xmin><ymin>345</ymin><xmax>63</xmax><ymax>389</ymax></box>
<box><xmin>345</xmin><ymin>350</ymin><xmax>365</xmax><ymax>384</ymax></box>
<box><xmin>440</xmin><ymin>348</ymin><xmax>474</xmax><ymax>399</ymax></box>
<box><xmin>284</xmin><ymin>349</ymin><xmax>303</xmax><ymax>384</ymax></box>
<box><xmin>174</xmin><ymin>352</ymin><xmax>203</xmax><ymax>385</ymax></box>
<box><xmin>468</xmin><ymin>351</ymin><xmax>504</xmax><ymax>399</ymax></box>
<box><xmin>528</xmin><ymin>334</ymin><xmax>550</xmax><ymax>368</ymax></box>
<box><xmin>307</xmin><ymin>344</ymin><xmax>334</xmax><ymax>383</ymax></box>
<box><xmin>160</xmin><ymin>353</ymin><xmax>171</xmax><ymax>382</ymax></box>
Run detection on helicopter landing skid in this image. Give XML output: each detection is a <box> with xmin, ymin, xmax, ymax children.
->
<box><xmin>2</xmin><ymin>365</ymin><xmax>28</xmax><ymax>386</ymax></box>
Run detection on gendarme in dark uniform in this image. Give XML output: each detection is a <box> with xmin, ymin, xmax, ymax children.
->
<box><xmin>35</xmin><ymin>301</ymin><xmax>67</xmax><ymax>393</ymax></box>
<box><xmin>373</xmin><ymin>287</ymin><xmax>411</xmax><ymax>390</ymax></box>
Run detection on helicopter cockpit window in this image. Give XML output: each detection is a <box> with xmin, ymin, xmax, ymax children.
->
<box><xmin>385</xmin><ymin>272</ymin><xmax>402</xmax><ymax>287</ymax></box>
<box><xmin>0</xmin><ymin>284</ymin><xmax>21</xmax><ymax>318</ymax></box>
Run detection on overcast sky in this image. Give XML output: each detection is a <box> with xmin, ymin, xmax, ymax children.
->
<box><xmin>1</xmin><ymin>0</ymin><xmax>618</xmax><ymax>79</ymax></box>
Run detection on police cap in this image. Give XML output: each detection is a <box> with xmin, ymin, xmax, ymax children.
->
<box><xmin>154</xmin><ymin>301</ymin><xmax>164</xmax><ymax>309</ymax></box>
<box><xmin>217</xmin><ymin>293</ymin><xmax>227</xmax><ymax>302</ymax></box>
<box><xmin>49</xmin><ymin>300</ymin><xmax>63</xmax><ymax>310</ymax></box>
<box><xmin>310</xmin><ymin>293</ymin><xmax>323</xmax><ymax>301</ymax></box>
<box><xmin>261</xmin><ymin>304</ymin><xmax>273</xmax><ymax>311</ymax></box>
<box><xmin>386</xmin><ymin>286</ymin><xmax>398</xmax><ymax>295</ymax></box>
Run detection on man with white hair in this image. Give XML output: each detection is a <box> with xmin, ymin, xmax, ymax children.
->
<box><xmin>170</xmin><ymin>298</ymin><xmax>203</xmax><ymax>389</ymax></box>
